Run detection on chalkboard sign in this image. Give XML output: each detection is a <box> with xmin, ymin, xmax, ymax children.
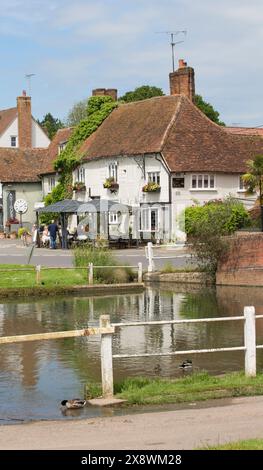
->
<box><xmin>6</xmin><ymin>191</ymin><xmax>16</xmax><ymax>220</ymax></box>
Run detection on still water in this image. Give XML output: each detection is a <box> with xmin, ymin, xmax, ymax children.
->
<box><xmin>0</xmin><ymin>284</ymin><xmax>263</xmax><ymax>424</ymax></box>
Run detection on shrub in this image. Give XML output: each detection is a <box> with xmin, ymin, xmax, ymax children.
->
<box><xmin>74</xmin><ymin>245</ymin><xmax>134</xmax><ymax>283</ymax></box>
<box><xmin>180</xmin><ymin>197</ymin><xmax>251</xmax><ymax>276</ymax></box>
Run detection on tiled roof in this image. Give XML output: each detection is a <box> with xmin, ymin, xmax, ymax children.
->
<box><xmin>80</xmin><ymin>95</ymin><xmax>263</xmax><ymax>173</ymax></box>
<box><xmin>225</xmin><ymin>127</ymin><xmax>263</xmax><ymax>137</ymax></box>
<box><xmin>40</xmin><ymin>127</ymin><xmax>74</xmax><ymax>175</ymax></box>
<box><xmin>0</xmin><ymin>107</ymin><xmax>17</xmax><ymax>136</ymax></box>
<box><xmin>0</xmin><ymin>148</ymin><xmax>47</xmax><ymax>183</ymax></box>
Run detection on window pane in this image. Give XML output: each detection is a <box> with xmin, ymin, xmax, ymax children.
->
<box><xmin>192</xmin><ymin>175</ymin><xmax>196</xmax><ymax>188</ymax></box>
<box><xmin>204</xmin><ymin>175</ymin><xmax>208</xmax><ymax>188</ymax></box>
<box><xmin>198</xmin><ymin>175</ymin><xmax>203</xmax><ymax>188</ymax></box>
<box><xmin>210</xmin><ymin>175</ymin><xmax>215</xmax><ymax>188</ymax></box>
<box><xmin>239</xmin><ymin>176</ymin><xmax>244</xmax><ymax>190</ymax></box>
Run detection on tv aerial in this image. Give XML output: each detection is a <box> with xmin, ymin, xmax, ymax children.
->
<box><xmin>25</xmin><ymin>73</ymin><xmax>35</xmax><ymax>96</ymax></box>
<box><xmin>155</xmin><ymin>30</ymin><xmax>187</xmax><ymax>72</ymax></box>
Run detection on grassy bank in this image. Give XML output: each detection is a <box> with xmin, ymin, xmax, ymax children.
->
<box><xmin>87</xmin><ymin>372</ymin><xmax>263</xmax><ymax>405</ymax></box>
<box><xmin>0</xmin><ymin>264</ymin><xmax>88</xmax><ymax>288</ymax></box>
<box><xmin>201</xmin><ymin>439</ymin><xmax>263</xmax><ymax>450</ymax></box>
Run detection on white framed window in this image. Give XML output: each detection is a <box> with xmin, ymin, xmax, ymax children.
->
<box><xmin>140</xmin><ymin>208</ymin><xmax>159</xmax><ymax>231</ymax></box>
<box><xmin>109</xmin><ymin>212</ymin><xmax>119</xmax><ymax>224</ymax></box>
<box><xmin>58</xmin><ymin>142</ymin><xmax>67</xmax><ymax>154</ymax></box>
<box><xmin>10</xmin><ymin>136</ymin><xmax>17</xmax><ymax>147</ymax></box>
<box><xmin>77</xmin><ymin>167</ymin><xmax>85</xmax><ymax>183</ymax></box>
<box><xmin>147</xmin><ymin>172</ymin><xmax>160</xmax><ymax>184</ymax></box>
<box><xmin>191</xmin><ymin>174</ymin><xmax>215</xmax><ymax>190</ymax></box>
<box><xmin>239</xmin><ymin>175</ymin><xmax>246</xmax><ymax>191</ymax></box>
<box><xmin>48</xmin><ymin>177</ymin><xmax>56</xmax><ymax>193</ymax></box>
<box><xmin>109</xmin><ymin>162</ymin><xmax>118</xmax><ymax>181</ymax></box>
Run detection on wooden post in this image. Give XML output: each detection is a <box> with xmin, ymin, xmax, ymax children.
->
<box><xmin>100</xmin><ymin>315</ymin><xmax>114</xmax><ymax>398</ymax></box>
<box><xmin>147</xmin><ymin>242</ymin><xmax>155</xmax><ymax>272</ymax></box>
<box><xmin>36</xmin><ymin>265</ymin><xmax>41</xmax><ymax>285</ymax></box>
<box><xmin>138</xmin><ymin>262</ymin><xmax>143</xmax><ymax>283</ymax></box>
<box><xmin>244</xmin><ymin>306</ymin><xmax>256</xmax><ymax>377</ymax></box>
<box><xmin>88</xmin><ymin>262</ymin><xmax>93</xmax><ymax>285</ymax></box>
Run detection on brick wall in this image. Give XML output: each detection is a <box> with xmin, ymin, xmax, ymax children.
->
<box><xmin>92</xmin><ymin>88</ymin><xmax>117</xmax><ymax>101</ymax></box>
<box><xmin>216</xmin><ymin>232</ymin><xmax>263</xmax><ymax>286</ymax></box>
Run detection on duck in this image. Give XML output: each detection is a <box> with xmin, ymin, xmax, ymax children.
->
<box><xmin>179</xmin><ymin>359</ymin><xmax>193</xmax><ymax>369</ymax></box>
<box><xmin>60</xmin><ymin>399</ymin><xmax>87</xmax><ymax>409</ymax></box>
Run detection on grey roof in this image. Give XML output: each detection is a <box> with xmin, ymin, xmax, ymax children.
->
<box><xmin>37</xmin><ymin>198</ymin><xmax>131</xmax><ymax>213</ymax></box>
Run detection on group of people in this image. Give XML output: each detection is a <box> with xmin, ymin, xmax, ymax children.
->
<box><xmin>40</xmin><ymin>220</ymin><xmax>59</xmax><ymax>249</ymax></box>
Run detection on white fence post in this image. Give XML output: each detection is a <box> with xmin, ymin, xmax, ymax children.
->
<box><xmin>36</xmin><ymin>265</ymin><xmax>41</xmax><ymax>285</ymax></box>
<box><xmin>100</xmin><ymin>315</ymin><xmax>114</xmax><ymax>397</ymax></box>
<box><xmin>88</xmin><ymin>262</ymin><xmax>93</xmax><ymax>285</ymax></box>
<box><xmin>147</xmin><ymin>242</ymin><xmax>155</xmax><ymax>273</ymax></box>
<box><xmin>138</xmin><ymin>262</ymin><xmax>143</xmax><ymax>283</ymax></box>
<box><xmin>244</xmin><ymin>306</ymin><xmax>256</xmax><ymax>377</ymax></box>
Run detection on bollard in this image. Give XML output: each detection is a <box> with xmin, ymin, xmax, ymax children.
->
<box><xmin>147</xmin><ymin>242</ymin><xmax>155</xmax><ymax>273</ymax></box>
<box><xmin>100</xmin><ymin>315</ymin><xmax>114</xmax><ymax>397</ymax></box>
<box><xmin>88</xmin><ymin>262</ymin><xmax>93</xmax><ymax>285</ymax></box>
<box><xmin>36</xmin><ymin>265</ymin><xmax>41</xmax><ymax>285</ymax></box>
<box><xmin>138</xmin><ymin>262</ymin><xmax>143</xmax><ymax>283</ymax></box>
<box><xmin>244</xmin><ymin>306</ymin><xmax>256</xmax><ymax>377</ymax></box>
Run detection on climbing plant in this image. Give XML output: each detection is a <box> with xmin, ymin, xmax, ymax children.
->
<box><xmin>44</xmin><ymin>96</ymin><xmax>118</xmax><ymax>206</ymax></box>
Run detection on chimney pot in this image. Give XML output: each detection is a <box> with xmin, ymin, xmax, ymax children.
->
<box><xmin>17</xmin><ymin>95</ymin><xmax>32</xmax><ymax>148</ymax></box>
<box><xmin>92</xmin><ymin>88</ymin><xmax>118</xmax><ymax>101</ymax></box>
<box><xmin>22</xmin><ymin>90</ymin><xmax>27</xmax><ymax>96</ymax></box>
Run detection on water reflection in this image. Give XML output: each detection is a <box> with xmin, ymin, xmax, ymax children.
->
<box><xmin>0</xmin><ymin>285</ymin><xmax>263</xmax><ymax>423</ymax></box>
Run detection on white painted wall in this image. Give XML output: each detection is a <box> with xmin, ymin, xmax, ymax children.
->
<box><xmin>0</xmin><ymin>118</ymin><xmax>18</xmax><ymax>147</ymax></box>
<box><xmin>32</xmin><ymin>120</ymin><xmax>50</xmax><ymax>148</ymax></box>
<box><xmin>73</xmin><ymin>154</ymin><xmax>169</xmax><ymax>206</ymax></box>
<box><xmin>2</xmin><ymin>182</ymin><xmax>42</xmax><ymax>227</ymax></box>
<box><xmin>0</xmin><ymin>117</ymin><xmax>50</xmax><ymax>148</ymax></box>
<box><xmin>171</xmin><ymin>173</ymin><xmax>256</xmax><ymax>241</ymax></box>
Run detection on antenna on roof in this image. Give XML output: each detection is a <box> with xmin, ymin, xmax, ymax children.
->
<box><xmin>25</xmin><ymin>73</ymin><xmax>35</xmax><ymax>96</ymax></box>
<box><xmin>155</xmin><ymin>30</ymin><xmax>187</xmax><ymax>72</ymax></box>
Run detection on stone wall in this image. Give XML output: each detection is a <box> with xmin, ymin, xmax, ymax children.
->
<box><xmin>216</xmin><ymin>232</ymin><xmax>263</xmax><ymax>286</ymax></box>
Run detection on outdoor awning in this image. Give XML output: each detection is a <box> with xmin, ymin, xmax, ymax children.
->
<box><xmin>36</xmin><ymin>199</ymin><xmax>87</xmax><ymax>213</ymax></box>
<box><xmin>36</xmin><ymin>198</ymin><xmax>132</xmax><ymax>214</ymax></box>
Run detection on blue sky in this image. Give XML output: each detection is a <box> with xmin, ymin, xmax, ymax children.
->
<box><xmin>0</xmin><ymin>0</ymin><xmax>263</xmax><ymax>126</ymax></box>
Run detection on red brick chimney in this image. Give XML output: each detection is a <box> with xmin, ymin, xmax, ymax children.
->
<box><xmin>169</xmin><ymin>59</ymin><xmax>195</xmax><ymax>101</ymax></box>
<box><xmin>92</xmin><ymin>88</ymin><xmax>118</xmax><ymax>101</ymax></box>
<box><xmin>17</xmin><ymin>92</ymin><xmax>32</xmax><ymax>148</ymax></box>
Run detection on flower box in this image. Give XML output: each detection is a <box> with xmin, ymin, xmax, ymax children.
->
<box><xmin>142</xmin><ymin>183</ymin><xmax>161</xmax><ymax>193</ymax></box>
<box><xmin>103</xmin><ymin>178</ymin><xmax>119</xmax><ymax>191</ymax></box>
<box><xmin>72</xmin><ymin>182</ymin><xmax>86</xmax><ymax>191</ymax></box>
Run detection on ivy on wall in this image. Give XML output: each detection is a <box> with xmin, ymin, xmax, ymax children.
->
<box><xmin>44</xmin><ymin>96</ymin><xmax>118</xmax><ymax>206</ymax></box>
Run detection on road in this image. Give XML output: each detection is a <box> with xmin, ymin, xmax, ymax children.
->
<box><xmin>0</xmin><ymin>396</ymin><xmax>263</xmax><ymax>450</ymax></box>
<box><xmin>0</xmin><ymin>240</ymin><xmax>192</xmax><ymax>269</ymax></box>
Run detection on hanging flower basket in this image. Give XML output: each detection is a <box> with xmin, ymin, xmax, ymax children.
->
<box><xmin>142</xmin><ymin>182</ymin><xmax>161</xmax><ymax>193</ymax></box>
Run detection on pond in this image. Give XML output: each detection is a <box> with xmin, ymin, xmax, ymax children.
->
<box><xmin>0</xmin><ymin>284</ymin><xmax>263</xmax><ymax>424</ymax></box>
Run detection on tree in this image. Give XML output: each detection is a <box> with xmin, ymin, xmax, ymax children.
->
<box><xmin>194</xmin><ymin>94</ymin><xmax>225</xmax><ymax>126</ymax></box>
<box><xmin>66</xmin><ymin>99</ymin><xmax>89</xmax><ymax>126</ymax></box>
<box><xmin>38</xmin><ymin>113</ymin><xmax>64</xmax><ymax>139</ymax></box>
<box><xmin>119</xmin><ymin>85</ymin><xmax>164</xmax><ymax>103</ymax></box>
<box><xmin>242</xmin><ymin>154</ymin><xmax>263</xmax><ymax>231</ymax></box>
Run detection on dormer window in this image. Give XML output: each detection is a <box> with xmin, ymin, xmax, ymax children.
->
<box><xmin>58</xmin><ymin>141</ymin><xmax>67</xmax><ymax>154</ymax></box>
<box><xmin>11</xmin><ymin>136</ymin><xmax>17</xmax><ymax>147</ymax></box>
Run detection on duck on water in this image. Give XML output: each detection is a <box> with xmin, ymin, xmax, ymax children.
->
<box><xmin>61</xmin><ymin>399</ymin><xmax>86</xmax><ymax>409</ymax></box>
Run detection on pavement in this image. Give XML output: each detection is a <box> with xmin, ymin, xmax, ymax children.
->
<box><xmin>0</xmin><ymin>240</ymin><xmax>192</xmax><ymax>269</ymax></box>
<box><xmin>0</xmin><ymin>395</ymin><xmax>263</xmax><ymax>450</ymax></box>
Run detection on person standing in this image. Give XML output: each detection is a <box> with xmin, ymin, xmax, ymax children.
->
<box><xmin>48</xmin><ymin>220</ymin><xmax>58</xmax><ymax>249</ymax></box>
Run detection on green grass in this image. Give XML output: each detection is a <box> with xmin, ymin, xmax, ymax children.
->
<box><xmin>112</xmin><ymin>372</ymin><xmax>263</xmax><ymax>405</ymax></box>
<box><xmin>0</xmin><ymin>264</ymin><xmax>87</xmax><ymax>288</ymax></box>
<box><xmin>160</xmin><ymin>262</ymin><xmax>201</xmax><ymax>274</ymax></box>
<box><xmin>201</xmin><ymin>439</ymin><xmax>263</xmax><ymax>450</ymax></box>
